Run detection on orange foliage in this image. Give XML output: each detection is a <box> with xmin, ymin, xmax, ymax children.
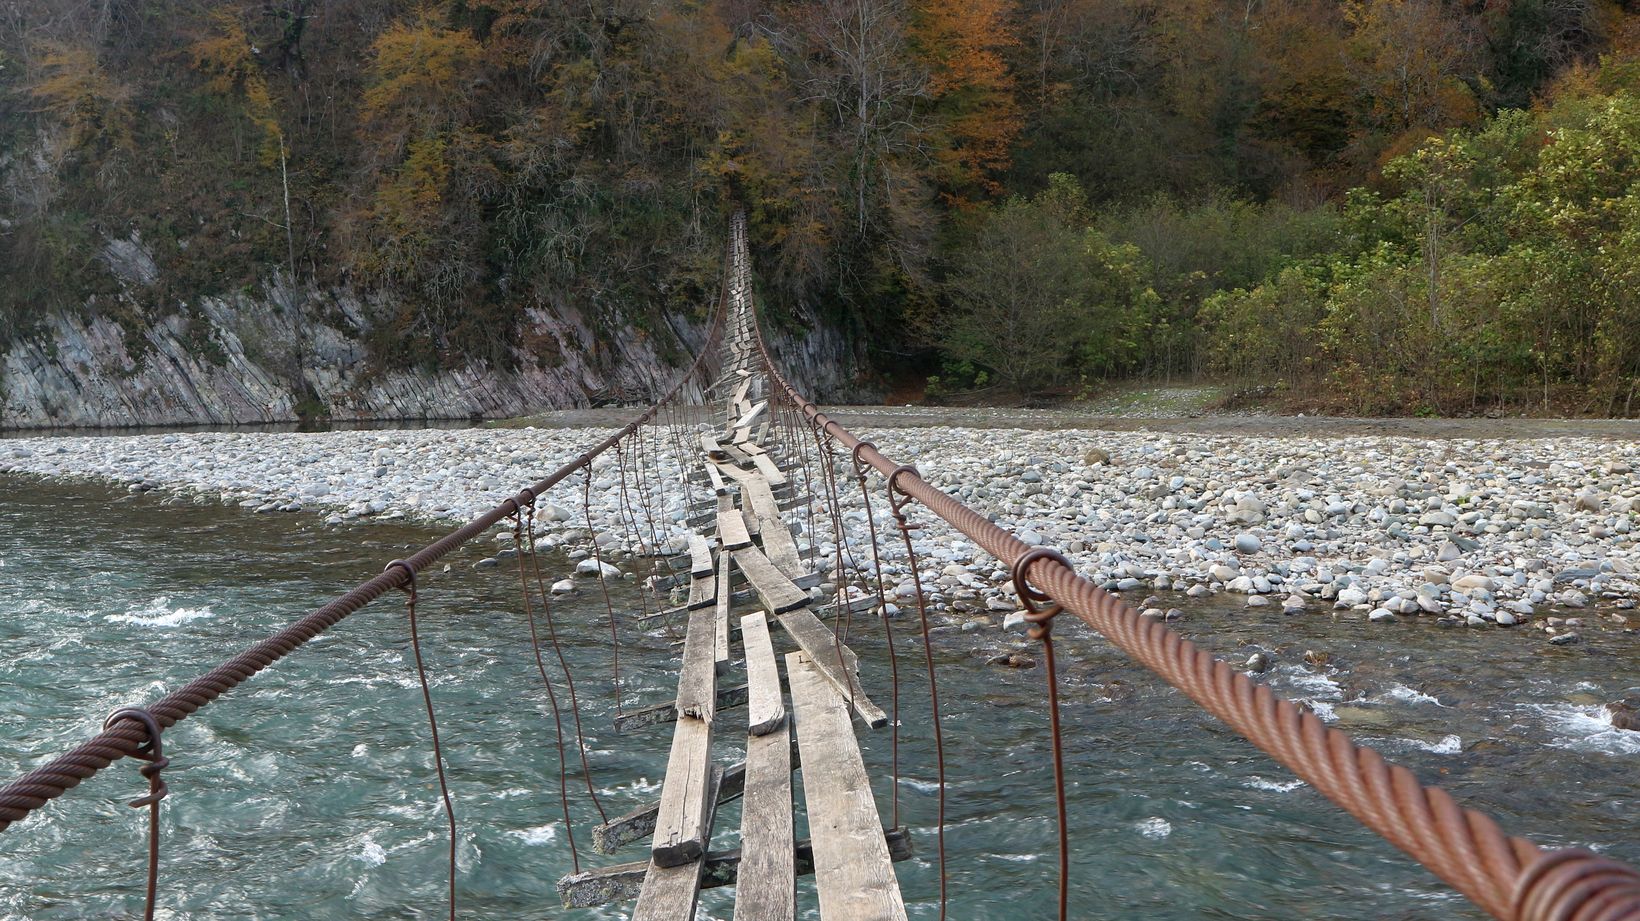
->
<box><xmin>911</xmin><ymin>0</ymin><xmax>1022</xmax><ymax>199</ymax></box>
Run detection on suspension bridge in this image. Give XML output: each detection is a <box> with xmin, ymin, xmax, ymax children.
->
<box><xmin>1</xmin><ymin>211</ymin><xmax>1638</xmax><ymax>921</ymax></box>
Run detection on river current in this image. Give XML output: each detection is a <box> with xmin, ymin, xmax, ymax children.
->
<box><xmin>1</xmin><ymin>473</ymin><xmax>1635</xmax><ymax>920</ymax></box>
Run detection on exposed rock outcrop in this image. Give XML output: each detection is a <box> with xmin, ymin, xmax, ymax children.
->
<box><xmin>2</xmin><ymin>262</ymin><xmax>871</xmax><ymax>430</ymax></box>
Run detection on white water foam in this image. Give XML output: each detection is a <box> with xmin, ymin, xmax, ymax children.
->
<box><xmin>107</xmin><ymin>596</ymin><xmax>214</xmax><ymax>627</ymax></box>
<box><xmin>508</xmin><ymin>824</ymin><xmax>558</xmax><ymax>846</ymax></box>
<box><xmin>1531</xmin><ymin>703</ymin><xmax>1640</xmax><ymax>756</ymax></box>
<box><xmin>357</xmin><ymin>839</ymin><xmax>387</xmax><ymax>866</ymax></box>
<box><xmin>1134</xmin><ymin>817</ymin><xmax>1173</xmax><ymax>839</ymax></box>
<box><xmin>1403</xmin><ymin>734</ymin><xmax>1463</xmax><ymax>754</ymax></box>
<box><xmin>1379</xmin><ymin>686</ymin><xmax>1444</xmax><ymax>707</ymax></box>
<box><xmin>1244</xmin><ymin>777</ymin><xmax>1306</xmax><ymax>793</ymax></box>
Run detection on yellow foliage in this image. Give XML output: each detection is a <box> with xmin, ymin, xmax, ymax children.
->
<box><xmin>362</xmin><ymin>15</ymin><xmax>481</xmax><ymax>137</ymax></box>
<box><xmin>189</xmin><ymin>11</ymin><xmax>283</xmax><ymax>165</ymax></box>
<box><xmin>26</xmin><ymin>45</ymin><xmax>132</xmax><ymax>150</ymax></box>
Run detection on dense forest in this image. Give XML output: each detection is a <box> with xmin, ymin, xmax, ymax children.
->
<box><xmin>3</xmin><ymin>0</ymin><xmax>1640</xmax><ymax>414</ymax></box>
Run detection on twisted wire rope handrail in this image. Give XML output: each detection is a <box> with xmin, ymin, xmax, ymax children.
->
<box><xmin>739</xmin><ymin>236</ymin><xmax>1640</xmax><ymax>921</ymax></box>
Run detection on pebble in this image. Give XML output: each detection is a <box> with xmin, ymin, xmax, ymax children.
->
<box><xmin>2</xmin><ymin>421</ymin><xmax>1635</xmax><ymax>635</ymax></box>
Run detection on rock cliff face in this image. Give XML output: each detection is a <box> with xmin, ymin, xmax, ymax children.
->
<box><xmin>1</xmin><ymin>251</ymin><xmax>871</xmax><ymax>430</ymax></box>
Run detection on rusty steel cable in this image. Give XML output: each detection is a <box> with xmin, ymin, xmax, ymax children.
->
<box><xmin>0</xmin><ymin>261</ymin><xmax>726</xmax><ymax>837</ymax></box>
<box><xmin>102</xmin><ymin>707</ymin><xmax>167</xmax><ymax>921</ymax></box>
<box><xmin>385</xmin><ymin>560</ymin><xmax>457</xmax><ymax>921</ymax></box>
<box><xmin>850</xmin><ymin>442</ymin><xmax>903</xmax><ymax>828</ymax></box>
<box><xmin>510</xmin><ymin>507</ymin><xmax>581</xmax><ymax>872</ymax></box>
<box><xmin>1011</xmin><ymin>547</ymin><xmax>1073</xmax><ymax>921</ymax></box>
<box><xmin>886</xmin><ymin>468</ymin><xmax>949</xmax><ymax>921</ymax></box>
<box><xmin>743</xmin><ymin>294</ymin><xmax>1640</xmax><ymax>921</ymax></box>
<box><xmin>583</xmin><ymin>462</ymin><xmax>624</xmax><ymax>716</ymax></box>
<box><xmin>522</xmin><ymin>508</ymin><xmax>608</xmax><ymax>824</ymax></box>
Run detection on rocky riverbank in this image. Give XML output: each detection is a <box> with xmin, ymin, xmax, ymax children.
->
<box><xmin>3</xmin><ymin>418</ymin><xmax>1636</xmax><ymax>643</ymax></box>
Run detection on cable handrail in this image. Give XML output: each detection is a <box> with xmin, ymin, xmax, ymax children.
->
<box><xmin>741</xmin><ymin>229</ymin><xmax>1640</xmax><ymax>921</ymax></box>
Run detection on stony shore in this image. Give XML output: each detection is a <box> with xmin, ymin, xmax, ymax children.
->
<box><xmin>3</xmin><ymin>417</ymin><xmax>1636</xmax><ymax>641</ymax></box>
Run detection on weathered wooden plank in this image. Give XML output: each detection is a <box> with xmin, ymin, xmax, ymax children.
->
<box><xmin>615</xmin><ymin>684</ymin><xmax>748</xmax><ymax>734</ymax></box>
<box><xmin>717</xmin><ymin>494</ymin><xmax>753</xmax><ymax>551</ymax></box>
<box><xmin>706</xmin><ymin>463</ymin><xmax>728</xmax><ymax>496</ymax></box>
<box><xmin>675</xmin><ymin>606</ymin><xmax>718</xmax><ymax>721</ymax></box>
<box><xmin>714</xmin><ymin>552</ymin><xmax>732</xmax><ymax>675</ymax></box>
<box><xmin>740</xmin><ymin>506</ymin><xmax>762</xmax><ymax>541</ymax></box>
<box><xmin>733</xmin><ymin>647</ymin><xmax>794</xmax><ymax>921</ymax></box>
<box><xmin>744</xmin><ymin>479</ymin><xmax>804</xmax><ymax>579</ymax></box>
<box><xmin>700</xmin><ymin>433</ymin><xmax>728</xmax><ymax>460</ymax></box>
<box><xmin>732</xmin><ymin>546</ymin><xmax>810</xmax><ymax>615</ymax></box>
<box><xmin>733</xmin><ymin>400</ymin><xmax>767</xmax><ymax>431</ymax></box>
<box><xmin>740</xmin><ymin>613</ymin><xmax>785</xmax><ymax>736</ymax></box>
<box><xmin>738</xmin><ymin>441</ymin><xmax>767</xmax><ymax>457</ymax></box>
<box><xmin>559</xmin><ymin>827</ymin><xmax>913</xmax><ymax>908</ymax></box>
<box><xmin>630</xmin><ymin>766</ymin><xmax>724</xmax><ymax>921</ymax></box>
<box><xmin>686</xmin><ymin>570</ymin><xmax>716</xmax><ymax>611</ymax></box>
<box><xmin>688</xmin><ymin>534</ymin><xmax>715</xmax><ymax>579</ymax></box>
<box><xmin>778</xmin><ymin>606</ymin><xmax>888</xmax><ymax>729</ymax></box>
<box><xmin>592</xmin><ymin>736</ymin><xmax>803</xmax><ymax>854</ymax></box>
<box><xmin>789</xmin><ymin>653</ymin><xmax>908</xmax><ymax>921</ymax></box>
<box><xmin>651</xmin><ymin>715</ymin><xmax>714</xmax><ymax>868</ymax></box>
<box><xmin>750</xmin><ymin>451</ymin><xmax>787</xmax><ymax>486</ymax></box>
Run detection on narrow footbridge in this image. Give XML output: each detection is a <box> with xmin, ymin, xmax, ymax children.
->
<box><xmin>1</xmin><ymin>212</ymin><xmax>1638</xmax><ymax>921</ymax></box>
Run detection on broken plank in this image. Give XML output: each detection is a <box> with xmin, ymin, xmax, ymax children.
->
<box><xmin>733</xmin><ymin>400</ymin><xmax>767</xmax><ymax>431</ymax></box>
<box><xmin>630</xmin><ymin>766</ymin><xmax>724</xmax><ymax>921</ymax></box>
<box><xmin>675</xmin><ymin>606</ymin><xmax>718</xmax><ymax>721</ymax></box>
<box><xmin>650</xmin><ymin>716</ymin><xmax>714</xmax><ymax>868</ymax></box>
<box><xmin>778</xmin><ymin>606</ymin><xmax>888</xmax><ymax>729</ymax></box>
<box><xmin>688</xmin><ymin>534</ymin><xmax>715</xmax><ymax>579</ymax></box>
<box><xmin>700</xmin><ymin>433</ymin><xmax>728</xmax><ymax>460</ymax></box>
<box><xmin>750</xmin><ymin>451</ymin><xmax>787</xmax><ymax>487</ymax></box>
<box><xmin>615</xmin><ymin>684</ymin><xmax>748</xmax><ymax>734</ymax></box>
<box><xmin>686</xmin><ymin>571</ymin><xmax>716</xmax><ymax>611</ymax></box>
<box><xmin>592</xmin><ymin>736</ymin><xmax>802</xmax><ymax>854</ymax></box>
<box><xmin>732</xmin><ymin>545</ymin><xmax>810</xmax><ymax>615</ymax></box>
<box><xmin>717</xmin><ymin>494</ymin><xmax>752</xmax><ymax>551</ymax></box>
<box><xmin>706</xmin><ymin>463</ymin><xmax>728</xmax><ymax>496</ymax></box>
<box><xmin>558</xmin><ymin>827</ymin><xmax>913</xmax><ymax>908</ymax></box>
<box><xmin>789</xmin><ymin>653</ymin><xmax>909</xmax><ymax>921</ymax></box>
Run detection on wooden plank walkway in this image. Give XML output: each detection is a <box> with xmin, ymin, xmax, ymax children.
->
<box><xmin>789</xmin><ymin>652</ymin><xmax>908</xmax><ymax>921</ymax></box>
<box><xmin>560</xmin><ymin>212</ymin><xmax>903</xmax><ymax>919</ymax></box>
<box><xmin>734</xmin><ymin>612</ymin><xmax>794</xmax><ymax>920</ymax></box>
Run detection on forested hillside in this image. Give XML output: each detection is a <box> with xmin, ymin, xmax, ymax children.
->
<box><xmin>3</xmin><ymin>0</ymin><xmax>1639</xmax><ymax>420</ymax></box>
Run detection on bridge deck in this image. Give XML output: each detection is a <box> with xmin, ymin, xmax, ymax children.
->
<box><xmin>558</xmin><ymin>215</ymin><xmax>905</xmax><ymax>919</ymax></box>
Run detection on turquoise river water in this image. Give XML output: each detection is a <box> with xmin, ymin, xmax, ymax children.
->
<box><xmin>0</xmin><ymin>473</ymin><xmax>1636</xmax><ymax>920</ymax></box>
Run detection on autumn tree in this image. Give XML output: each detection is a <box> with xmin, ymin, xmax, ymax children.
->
<box><xmin>1344</xmin><ymin>0</ymin><xmax>1486</xmax><ymax>169</ymax></box>
<box><xmin>910</xmin><ymin>0</ymin><xmax>1023</xmax><ymax>201</ymax></box>
<box><xmin>26</xmin><ymin>44</ymin><xmax>131</xmax><ymax>153</ymax></box>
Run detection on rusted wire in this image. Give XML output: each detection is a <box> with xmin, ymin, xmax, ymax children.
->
<box><xmin>885</xmin><ymin>466</ymin><xmax>948</xmax><ymax>921</ymax></box>
<box><xmin>743</xmin><ymin>265</ymin><xmax>1640</xmax><ymax>921</ymax></box>
<box><xmin>1011</xmin><ymin>547</ymin><xmax>1072</xmax><ymax>921</ymax></box>
<box><xmin>102</xmin><ymin>707</ymin><xmax>167</xmax><ymax>921</ymax></box>
<box><xmin>523</xmin><ymin>507</ymin><xmax>608</xmax><ymax>823</ymax></box>
<box><xmin>583</xmin><ymin>461</ymin><xmax>624</xmax><ymax>716</ymax></box>
<box><xmin>851</xmin><ymin>441</ymin><xmax>902</xmax><ymax>828</ymax></box>
<box><xmin>510</xmin><ymin>506</ymin><xmax>581</xmax><ymax>872</ymax></box>
<box><xmin>385</xmin><ymin>559</ymin><xmax>456</xmax><ymax>921</ymax></box>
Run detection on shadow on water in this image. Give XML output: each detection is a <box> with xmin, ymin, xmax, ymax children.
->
<box><xmin>0</xmin><ymin>474</ymin><xmax>1635</xmax><ymax>920</ymax></box>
